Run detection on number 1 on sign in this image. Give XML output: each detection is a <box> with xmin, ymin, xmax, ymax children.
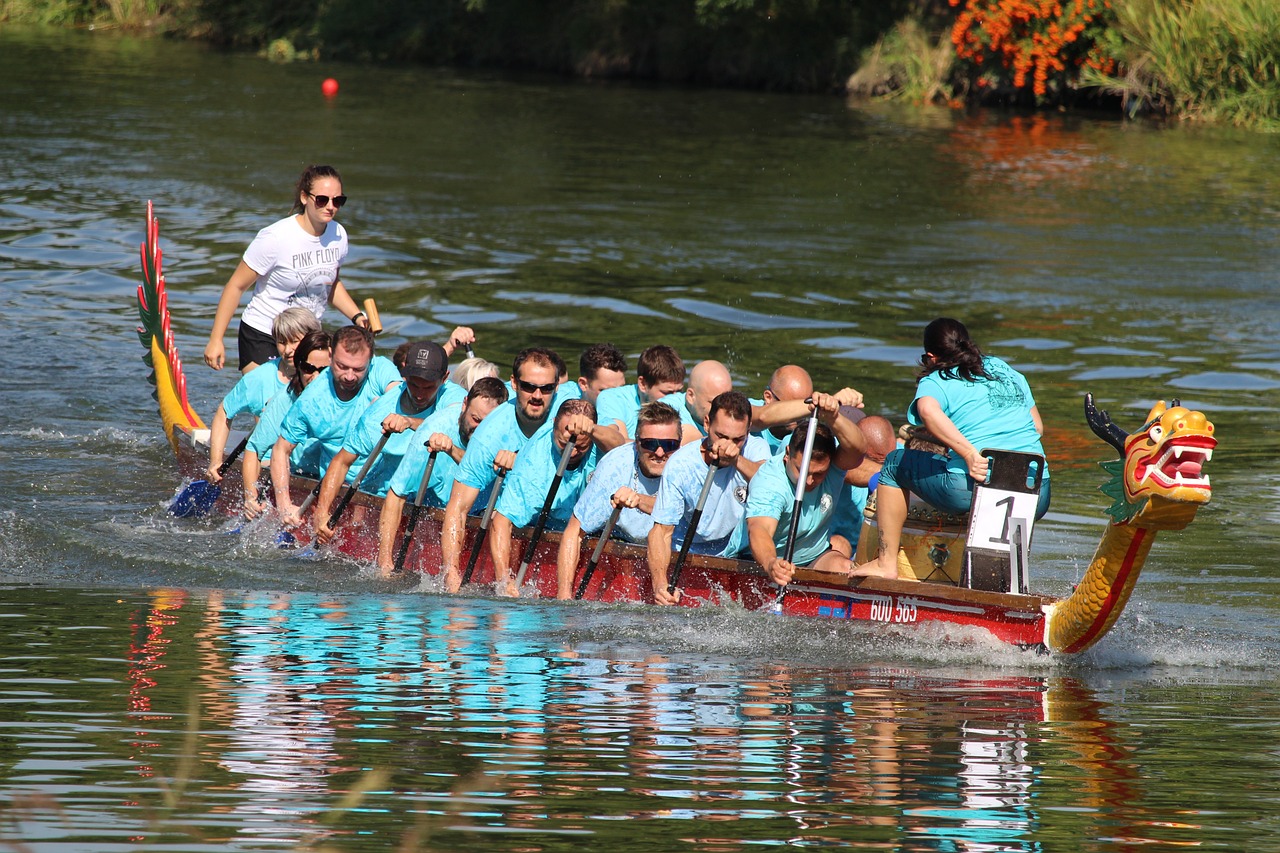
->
<box><xmin>967</xmin><ymin>488</ymin><xmax>1038</xmax><ymax>552</ymax></box>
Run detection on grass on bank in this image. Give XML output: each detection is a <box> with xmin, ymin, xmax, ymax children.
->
<box><xmin>846</xmin><ymin>17</ymin><xmax>955</xmax><ymax>105</ymax></box>
<box><xmin>1083</xmin><ymin>0</ymin><xmax>1280</xmax><ymax>130</ymax></box>
<box><xmin>0</xmin><ymin>0</ymin><xmax>170</xmax><ymax>27</ymax></box>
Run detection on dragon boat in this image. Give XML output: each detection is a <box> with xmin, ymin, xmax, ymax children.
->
<box><xmin>137</xmin><ymin>203</ymin><xmax>1217</xmax><ymax>654</ymax></box>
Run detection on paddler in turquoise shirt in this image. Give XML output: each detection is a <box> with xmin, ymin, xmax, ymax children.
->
<box><xmin>678</xmin><ymin>360</ymin><xmax>733</xmax><ymax>444</ymax></box>
<box><xmin>270</xmin><ymin>325</ymin><xmax>399</xmax><ymax>527</ymax></box>
<box><xmin>746</xmin><ymin>393</ymin><xmax>868</xmax><ymax>588</ymax></box>
<box><xmin>487</xmin><ymin>398</ymin><xmax>600</xmax><ymax>597</ymax></box>
<box><xmin>594</xmin><ymin>344</ymin><xmax>701</xmax><ymax>453</ymax></box>
<box><xmin>313</xmin><ymin>341</ymin><xmax>464</xmax><ymax>545</ymax></box>
<box><xmin>439</xmin><ymin>347</ymin><xmax>563</xmax><ymax>593</ymax></box>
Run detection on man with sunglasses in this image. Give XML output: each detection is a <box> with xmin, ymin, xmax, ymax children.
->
<box><xmin>312</xmin><ymin>341</ymin><xmax>466</xmax><ymax>545</ymax></box>
<box><xmin>555</xmin><ymin>401</ymin><xmax>683</xmax><ymax>599</ymax></box>
<box><xmin>594</xmin><ymin>344</ymin><xmax>702</xmax><ymax>453</ymax></box>
<box><xmin>746</xmin><ymin>394</ymin><xmax>868</xmax><ymax>588</ymax></box>
<box><xmin>647</xmin><ymin>391</ymin><xmax>771</xmax><ymax>605</ymax></box>
<box><xmin>439</xmin><ymin>347</ymin><xmax>567</xmax><ymax>592</ymax></box>
<box><xmin>270</xmin><ymin>325</ymin><xmax>400</xmax><ymax>527</ymax></box>
<box><xmin>487</xmin><ymin>399</ymin><xmax>600</xmax><ymax>597</ymax></box>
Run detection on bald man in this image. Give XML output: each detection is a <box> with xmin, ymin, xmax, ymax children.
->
<box><xmin>750</xmin><ymin>364</ymin><xmax>866</xmax><ymax>456</ymax></box>
<box><xmin>830</xmin><ymin>414</ymin><xmax>898</xmax><ymax>550</ymax></box>
<box><xmin>681</xmin><ymin>360</ymin><xmax>734</xmax><ymax>444</ymax></box>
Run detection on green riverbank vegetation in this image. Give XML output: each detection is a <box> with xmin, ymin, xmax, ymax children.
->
<box><xmin>3</xmin><ymin>0</ymin><xmax>1277</xmax><ymax>129</ymax></box>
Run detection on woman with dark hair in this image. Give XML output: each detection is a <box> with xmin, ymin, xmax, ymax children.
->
<box><xmin>239</xmin><ymin>330</ymin><xmax>332</xmax><ymax>519</ymax></box>
<box><xmin>203</xmin><ymin>164</ymin><xmax>369</xmax><ymax>374</ymax></box>
<box><xmin>855</xmin><ymin>317</ymin><xmax>1050</xmax><ymax>580</ymax></box>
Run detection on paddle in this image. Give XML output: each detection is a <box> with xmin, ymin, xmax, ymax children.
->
<box><xmin>327</xmin><ymin>431</ymin><xmax>391</xmax><ymax>531</ymax></box>
<box><xmin>766</xmin><ymin>413</ymin><xmax>819</xmax><ymax>614</ymax></box>
<box><xmin>513</xmin><ymin>437</ymin><xmax>576</xmax><ymax>589</ymax></box>
<box><xmin>169</xmin><ymin>434</ymin><xmax>250</xmax><ymax>518</ymax></box>
<box><xmin>666</xmin><ymin>461</ymin><xmax>719</xmax><ymax>597</ymax></box>
<box><xmin>460</xmin><ymin>468</ymin><xmax>508</xmax><ymax>585</ymax></box>
<box><xmin>362</xmin><ymin>298</ymin><xmax>383</xmax><ymax>335</ymax></box>
<box><xmin>393</xmin><ymin>449</ymin><xmax>438</xmax><ymax>574</ymax></box>
<box><xmin>574</xmin><ymin>503</ymin><xmax>622</xmax><ymax>600</ymax></box>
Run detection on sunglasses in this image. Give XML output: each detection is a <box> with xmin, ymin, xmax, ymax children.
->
<box><xmin>309</xmin><ymin>192</ymin><xmax>347</xmax><ymax>209</ymax></box>
<box><xmin>637</xmin><ymin>437</ymin><xmax>681</xmax><ymax>454</ymax></box>
<box><xmin>516</xmin><ymin>378</ymin><xmax>558</xmax><ymax>396</ymax></box>
<box><xmin>298</xmin><ymin>361</ymin><xmax>327</xmax><ymax>375</ymax></box>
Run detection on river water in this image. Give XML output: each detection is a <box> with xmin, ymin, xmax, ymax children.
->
<box><xmin>2</xmin><ymin>23</ymin><xmax>1280</xmax><ymax>851</ymax></box>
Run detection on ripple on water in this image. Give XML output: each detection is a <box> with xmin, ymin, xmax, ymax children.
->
<box><xmin>494</xmin><ymin>288</ymin><xmax>668</xmax><ymax>318</ymax></box>
<box><xmin>666</xmin><ymin>298</ymin><xmax>849</xmax><ymax>331</ymax></box>
<box><xmin>1172</xmin><ymin>371</ymin><xmax>1280</xmax><ymax>392</ymax></box>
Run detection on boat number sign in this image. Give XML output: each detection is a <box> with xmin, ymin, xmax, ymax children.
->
<box><xmin>868</xmin><ymin>595</ymin><xmax>918</xmax><ymax>624</ymax></box>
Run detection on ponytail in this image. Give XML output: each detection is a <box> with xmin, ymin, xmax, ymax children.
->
<box><xmin>918</xmin><ymin>317</ymin><xmax>992</xmax><ymax>383</ymax></box>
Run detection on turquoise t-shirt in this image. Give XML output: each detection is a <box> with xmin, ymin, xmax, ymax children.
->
<box><xmin>278</xmin><ymin>355</ymin><xmax>399</xmax><ymax>474</ymax></box>
<box><xmin>453</xmin><ymin>401</ymin><xmax>551</xmax><ymax>496</ymax></box>
<box><xmin>387</xmin><ymin>402</ymin><xmax>465</xmax><ymax>509</ymax></box>
<box><xmin>246</xmin><ymin>388</ymin><xmax>294</xmax><ymax>461</ymax></box>
<box><xmin>596</xmin><ymin>384</ymin><xmax>697</xmax><ymax>438</ymax></box>
<box><xmin>222</xmin><ymin>359</ymin><xmax>288</xmax><ymax>419</ymax></box>
<box><xmin>571</xmin><ymin>443</ymin><xmax>662</xmax><ymax>543</ymax></box>
<box><xmin>494</xmin><ymin>428</ymin><xmax>599</xmax><ymax>530</ymax></box>
<box><xmin>651</xmin><ymin>433</ymin><xmax>770</xmax><ymax>558</ymax></box>
<box><xmin>341</xmin><ymin>381</ymin><xmax>467</xmax><ymax>497</ymax></box>
<box><xmin>908</xmin><ymin>355</ymin><xmax>1047</xmax><ymax>478</ymax></box>
<box><xmin>745</xmin><ymin>453</ymin><xmax>847</xmax><ymax>567</ymax></box>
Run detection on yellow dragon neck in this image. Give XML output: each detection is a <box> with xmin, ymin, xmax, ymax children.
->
<box><xmin>1047</xmin><ymin>496</ymin><xmax>1200</xmax><ymax>653</ymax></box>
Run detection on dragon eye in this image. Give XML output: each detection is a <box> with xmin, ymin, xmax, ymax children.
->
<box><xmin>1148</xmin><ymin>424</ymin><xmax>1163</xmax><ymax>442</ymax></box>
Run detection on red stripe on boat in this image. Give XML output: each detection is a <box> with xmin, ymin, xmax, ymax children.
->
<box><xmin>1061</xmin><ymin>527</ymin><xmax>1148</xmax><ymax>654</ymax></box>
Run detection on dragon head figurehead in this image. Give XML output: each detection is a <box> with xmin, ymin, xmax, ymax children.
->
<box><xmin>1085</xmin><ymin>394</ymin><xmax>1215</xmax><ymax>530</ymax></box>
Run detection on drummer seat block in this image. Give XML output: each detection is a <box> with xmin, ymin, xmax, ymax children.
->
<box><xmin>962</xmin><ymin>449</ymin><xmax>1046</xmax><ymax>594</ymax></box>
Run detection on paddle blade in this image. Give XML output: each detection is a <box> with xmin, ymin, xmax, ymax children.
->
<box><xmin>168</xmin><ymin>480</ymin><xmax>220</xmax><ymax>518</ymax></box>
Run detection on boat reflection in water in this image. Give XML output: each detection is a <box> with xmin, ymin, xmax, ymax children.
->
<box><xmin>101</xmin><ymin>585</ymin><xmax>1169</xmax><ymax>850</ymax></box>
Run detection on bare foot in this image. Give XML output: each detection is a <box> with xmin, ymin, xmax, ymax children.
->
<box><xmin>851</xmin><ymin>559</ymin><xmax>898</xmax><ymax>580</ymax></box>
<box><xmin>443</xmin><ymin>568</ymin><xmax>462</xmax><ymax>593</ymax></box>
<box><xmin>495</xmin><ymin>578</ymin><xmax>519</xmax><ymax>598</ymax></box>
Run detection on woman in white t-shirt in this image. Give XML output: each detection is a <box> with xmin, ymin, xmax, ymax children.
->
<box><xmin>203</xmin><ymin>164</ymin><xmax>370</xmax><ymax>373</ymax></box>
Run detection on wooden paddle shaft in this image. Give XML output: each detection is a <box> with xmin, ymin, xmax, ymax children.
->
<box><xmin>575</xmin><ymin>503</ymin><xmax>622</xmax><ymax>600</ymax></box>
<box><xmin>394</xmin><ymin>450</ymin><xmax>438</xmax><ymax>573</ymax></box>
<box><xmin>461</xmin><ymin>468</ymin><xmax>507</xmax><ymax>585</ymax></box>
<box><xmin>328</xmin><ymin>431</ymin><xmax>390</xmax><ymax>529</ymax></box>
<box><xmin>667</xmin><ymin>462</ymin><xmax>718</xmax><ymax>595</ymax></box>
<box><xmin>217</xmin><ymin>434</ymin><xmax>251</xmax><ymax>477</ymax></box>
<box><xmin>515</xmin><ymin>438</ymin><xmax>576</xmax><ymax>588</ymax></box>
<box><xmin>362</xmin><ymin>298</ymin><xmax>382</xmax><ymax>335</ymax></box>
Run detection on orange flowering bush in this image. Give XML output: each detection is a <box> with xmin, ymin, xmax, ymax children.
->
<box><xmin>949</xmin><ymin>0</ymin><xmax>1120</xmax><ymax>100</ymax></box>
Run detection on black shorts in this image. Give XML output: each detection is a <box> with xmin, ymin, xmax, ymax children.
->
<box><xmin>237</xmin><ymin>322</ymin><xmax>278</xmax><ymax>371</ymax></box>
